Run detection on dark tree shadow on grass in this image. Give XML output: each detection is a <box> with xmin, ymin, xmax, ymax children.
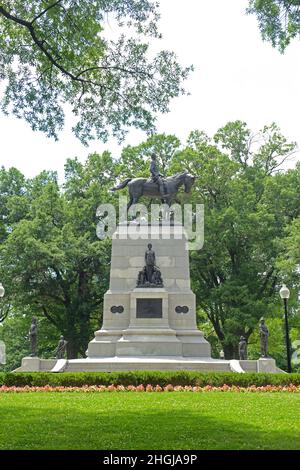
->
<box><xmin>0</xmin><ymin>400</ymin><xmax>299</xmax><ymax>450</ymax></box>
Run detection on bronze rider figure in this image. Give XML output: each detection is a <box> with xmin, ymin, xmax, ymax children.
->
<box><xmin>150</xmin><ymin>154</ymin><xmax>168</xmax><ymax>199</ymax></box>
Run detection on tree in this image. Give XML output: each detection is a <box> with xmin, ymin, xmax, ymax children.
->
<box><xmin>278</xmin><ymin>208</ymin><xmax>300</xmax><ymax>277</ymax></box>
<box><xmin>170</xmin><ymin>122</ymin><xmax>299</xmax><ymax>358</ymax></box>
<box><xmin>0</xmin><ymin>1</ymin><xmax>192</xmax><ymax>144</ymax></box>
<box><xmin>275</xmin><ymin>211</ymin><xmax>300</xmax><ymax>371</ymax></box>
<box><xmin>214</xmin><ymin>120</ymin><xmax>297</xmax><ymax>174</ymax></box>
<box><xmin>247</xmin><ymin>0</ymin><xmax>300</xmax><ymax>52</ymax></box>
<box><xmin>0</xmin><ymin>153</ymin><xmax>118</xmax><ymax>358</ymax></box>
<box><xmin>0</xmin><ymin>166</ymin><xmax>27</xmax><ymax>323</ymax></box>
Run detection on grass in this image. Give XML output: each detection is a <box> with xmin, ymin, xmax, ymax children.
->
<box><xmin>0</xmin><ymin>392</ymin><xmax>300</xmax><ymax>450</ymax></box>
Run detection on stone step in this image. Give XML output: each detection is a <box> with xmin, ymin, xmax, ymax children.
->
<box><xmin>65</xmin><ymin>358</ymin><xmax>232</xmax><ymax>373</ymax></box>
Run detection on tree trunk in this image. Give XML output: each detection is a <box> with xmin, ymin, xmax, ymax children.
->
<box><xmin>223</xmin><ymin>343</ymin><xmax>239</xmax><ymax>360</ymax></box>
<box><xmin>66</xmin><ymin>337</ymin><xmax>79</xmax><ymax>359</ymax></box>
<box><xmin>65</xmin><ymin>307</ymin><xmax>79</xmax><ymax>359</ymax></box>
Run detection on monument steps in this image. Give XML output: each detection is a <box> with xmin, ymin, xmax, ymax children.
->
<box><xmin>65</xmin><ymin>357</ymin><xmax>233</xmax><ymax>373</ymax></box>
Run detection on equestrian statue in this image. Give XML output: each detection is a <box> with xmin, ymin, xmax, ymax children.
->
<box><xmin>110</xmin><ymin>154</ymin><xmax>195</xmax><ymax>211</ymax></box>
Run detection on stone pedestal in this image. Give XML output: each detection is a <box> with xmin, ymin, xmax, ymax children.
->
<box><xmin>257</xmin><ymin>357</ymin><xmax>277</xmax><ymax>373</ymax></box>
<box><xmin>20</xmin><ymin>357</ymin><xmax>41</xmax><ymax>371</ymax></box>
<box><xmin>87</xmin><ymin>224</ymin><xmax>211</xmax><ymax>360</ymax></box>
<box><xmin>16</xmin><ymin>357</ymin><xmax>57</xmax><ymax>372</ymax></box>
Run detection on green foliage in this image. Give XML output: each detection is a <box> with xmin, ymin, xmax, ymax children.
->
<box><xmin>0</xmin><ymin>312</ymin><xmax>60</xmax><ymax>371</ymax></box>
<box><xmin>118</xmin><ymin>133</ymin><xmax>181</xmax><ymax>178</ymax></box>
<box><xmin>0</xmin><ymin>1</ymin><xmax>191</xmax><ymax>144</ymax></box>
<box><xmin>277</xmin><ymin>209</ymin><xmax>300</xmax><ymax>279</ymax></box>
<box><xmin>0</xmin><ymin>153</ymin><xmax>118</xmax><ymax>358</ymax></box>
<box><xmin>169</xmin><ymin>123</ymin><xmax>299</xmax><ymax>358</ymax></box>
<box><xmin>1</xmin><ymin>370</ymin><xmax>300</xmax><ymax>387</ymax></box>
<box><xmin>247</xmin><ymin>0</ymin><xmax>300</xmax><ymax>52</ymax></box>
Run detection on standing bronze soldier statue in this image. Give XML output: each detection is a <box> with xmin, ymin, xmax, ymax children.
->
<box><xmin>29</xmin><ymin>317</ymin><xmax>38</xmax><ymax>357</ymax></box>
<box><xmin>259</xmin><ymin>317</ymin><xmax>269</xmax><ymax>358</ymax></box>
<box><xmin>136</xmin><ymin>243</ymin><xmax>164</xmax><ymax>287</ymax></box>
<box><xmin>145</xmin><ymin>243</ymin><xmax>156</xmax><ymax>284</ymax></box>
<box><xmin>56</xmin><ymin>336</ymin><xmax>68</xmax><ymax>359</ymax></box>
<box><xmin>238</xmin><ymin>336</ymin><xmax>248</xmax><ymax>360</ymax></box>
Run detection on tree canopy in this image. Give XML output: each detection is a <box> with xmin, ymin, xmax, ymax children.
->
<box><xmin>0</xmin><ymin>1</ymin><xmax>191</xmax><ymax>144</ymax></box>
<box><xmin>168</xmin><ymin>122</ymin><xmax>299</xmax><ymax>358</ymax></box>
<box><xmin>0</xmin><ymin>153</ymin><xmax>117</xmax><ymax>358</ymax></box>
<box><xmin>247</xmin><ymin>0</ymin><xmax>300</xmax><ymax>52</ymax></box>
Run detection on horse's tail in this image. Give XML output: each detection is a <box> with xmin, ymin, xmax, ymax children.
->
<box><xmin>110</xmin><ymin>178</ymin><xmax>132</xmax><ymax>191</ymax></box>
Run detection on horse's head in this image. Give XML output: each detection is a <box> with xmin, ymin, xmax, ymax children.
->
<box><xmin>183</xmin><ymin>172</ymin><xmax>196</xmax><ymax>193</ymax></box>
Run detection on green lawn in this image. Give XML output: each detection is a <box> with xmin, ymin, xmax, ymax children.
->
<box><xmin>0</xmin><ymin>392</ymin><xmax>300</xmax><ymax>450</ymax></box>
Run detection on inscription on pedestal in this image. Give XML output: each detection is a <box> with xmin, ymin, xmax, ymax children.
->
<box><xmin>136</xmin><ymin>298</ymin><xmax>162</xmax><ymax>319</ymax></box>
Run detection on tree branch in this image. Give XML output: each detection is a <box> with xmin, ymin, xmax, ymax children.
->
<box><xmin>50</xmin><ymin>266</ymin><xmax>71</xmax><ymax>306</ymax></box>
<box><xmin>41</xmin><ymin>304</ymin><xmax>60</xmax><ymax>329</ymax></box>
<box><xmin>0</xmin><ymin>5</ymin><xmax>91</xmax><ymax>84</ymax></box>
<box><xmin>0</xmin><ymin>4</ymin><xmax>152</xmax><ymax>100</ymax></box>
<box><xmin>0</xmin><ymin>303</ymin><xmax>11</xmax><ymax>323</ymax></box>
<box><xmin>0</xmin><ymin>5</ymin><xmax>31</xmax><ymax>26</ymax></box>
<box><xmin>31</xmin><ymin>1</ymin><xmax>63</xmax><ymax>24</ymax></box>
<box><xmin>266</xmin><ymin>149</ymin><xmax>298</xmax><ymax>175</ymax></box>
<box><xmin>0</xmin><ymin>3</ymin><xmax>156</xmax><ymax>115</ymax></box>
<box><xmin>76</xmin><ymin>65</ymin><xmax>152</xmax><ymax>79</ymax></box>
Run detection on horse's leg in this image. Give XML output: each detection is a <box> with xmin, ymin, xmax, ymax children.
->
<box><xmin>159</xmin><ymin>198</ymin><xmax>171</xmax><ymax>222</ymax></box>
<box><xmin>166</xmin><ymin>197</ymin><xmax>175</xmax><ymax>222</ymax></box>
<box><xmin>127</xmin><ymin>191</ymin><xmax>141</xmax><ymax>219</ymax></box>
<box><xmin>127</xmin><ymin>186</ymin><xmax>134</xmax><ymax>211</ymax></box>
<box><xmin>130</xmin><ymin>197</ymin><xmax>142</xmax><ymax>221</ymax></box>
<box><xmin>132</xmin><ymin>196</ymin><xmax>139</xmax><ymax>206</ymax></box>
<box><xmin>169</xmin><ymin>198</ymin><xmax>175</xmax><ymax>223</ymax></box>
<box><xmin>127</xmin><ymin>197</ymin><xmax>140</xmax><ymax>211</ymax></box>
<box><xmin>127</xmin><ymin>197</ymin><xmax>133</xmax><ymax>212</ymax></box>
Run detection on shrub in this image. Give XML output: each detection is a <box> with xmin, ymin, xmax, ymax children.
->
<box><xmin>0</xmin><ymin>371</ymin><xmax>300</xmax><ymax>388</ymax></box>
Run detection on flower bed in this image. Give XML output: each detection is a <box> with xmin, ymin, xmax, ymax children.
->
<box><xmin>1</xmin><ymin>384</ymin><xmax>300</xmax><ymax>393</ymax></box>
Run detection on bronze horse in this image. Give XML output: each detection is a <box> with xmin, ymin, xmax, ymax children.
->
<box><xmin>110</xmin><ymin>171</ymin><xmax>195</xmax><ymax>211</ymax></box>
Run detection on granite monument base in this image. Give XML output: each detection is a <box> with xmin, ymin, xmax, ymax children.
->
<box><xmin>16</xmin><ymin>224</ymin><xmax>281</xmax><ymax>373</ymax></box>
<box><xmin>15</xmin><ymin>356</ymin><xmax>281</xmax><ymax>373</ymax></box>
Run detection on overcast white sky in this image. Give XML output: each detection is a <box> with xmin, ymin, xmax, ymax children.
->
<box><xmin>1</xmin><ymin>0</ymin><xmax>300</xmax><ymax>180</ymax></box>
